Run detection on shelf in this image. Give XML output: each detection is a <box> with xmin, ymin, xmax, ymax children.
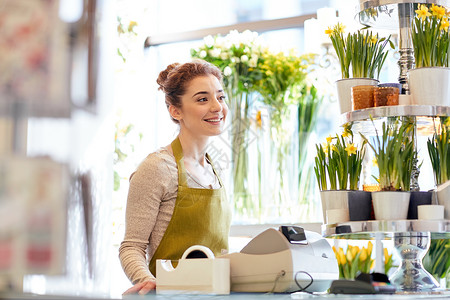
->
<box><xmin>356</xmin><ymin>0</ymin><xmax>450</xmax><ymax>29</ymax></box>
<box><xmin>322</xmin><ymin>219</ymin><xmax>450</xmax><ymax>239</ymax></box>
<box><xmin>340</xmin><ymin>105</ymin><xmax>450</xmax><ymax>136</ymax></box>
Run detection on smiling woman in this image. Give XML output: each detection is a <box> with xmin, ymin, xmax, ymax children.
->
<box><xmin>119</xmin><ymin>60</ymin><xmax>231</xmax><ymax>295</ymax></box>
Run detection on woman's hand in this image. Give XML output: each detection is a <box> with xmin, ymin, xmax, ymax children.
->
<box><xmin>123</xmin><ymin>279</ymin><xmax>156</xmax><ymax>295</ymax></box>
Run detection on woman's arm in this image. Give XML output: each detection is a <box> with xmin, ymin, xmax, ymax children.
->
<box><xmin>118</xmin><ymin>152</ymin><xmax>175</xmax><ymax>285</ymax></box>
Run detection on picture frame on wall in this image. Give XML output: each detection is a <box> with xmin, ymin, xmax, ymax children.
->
<box><xmin>0</xmin><ymin>0</ymin><xmax>71</xmax><ymax>118</ymax></box>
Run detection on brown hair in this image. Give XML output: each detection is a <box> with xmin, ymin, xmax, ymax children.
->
<box><xmin>156</xmin><ymin>60</ymin><xmax>223</xmax><ymax>123</ymax></box>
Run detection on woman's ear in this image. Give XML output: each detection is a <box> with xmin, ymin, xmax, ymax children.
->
<box><xmin>168</xmin><ymin>105</ymin><xmax>182</xmax><ymax>121</ymax></box>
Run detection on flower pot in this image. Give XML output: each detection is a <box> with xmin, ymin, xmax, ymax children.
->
<box><xmin>320</xmin><ymin>190</ymin><xmax>350</xmax><ymax>224</ymax></box>
<box><xmin>351</xmin><ymin>85</ymin><xmax>375</xmax><ymax>110</ymax></box>
<box><xmin>379</xmin><ymin>82</ymin><xmax>403</xmax><ymax>94</ymax></box>
<box><xmin>408</xmin><ymin>67</ymin><xmax>450</xmax><ymax>106</ymax></box>
<box><xmin>348</xmin><ymin>190</ymin><xmax>372</xmax><ymax>221</ymax></box>
<box><xmin>372</xmin><ymin>191</ymin><xmax>410</xmax><ymax>220</ymax></box>
<box><xmin>320</xmin><ymin>190</ymin><xmax>372</xmax><ymax>223</ymax></box>
<box><xmin>407</xmin><ymin>191</ymin><xmax>433</xmax><ymax>219</ymax></box>
<box><xmin>436</xmin><ymin>180</ymin><xmax>450</xmax><ymax>219</ymax></box>
<box><xmin>374</xmin><ymin>86</ymin><xmax>400</xmax><ymax>107</ymax></box>
<box><xmin>335</xmin><ymin>78</ymin><xmax>379</xmax><ymax>114</ymax></box>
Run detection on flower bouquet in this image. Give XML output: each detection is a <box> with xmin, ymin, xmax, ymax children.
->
<box><xmin>191</xmin><ymin>30</ymin><xmax>263</xmax><ymax>218</ymax></box>
<box><xmin>254</xmin><ymin>49</ymin><xmax>314</xmax><ymax>208</ymax></box>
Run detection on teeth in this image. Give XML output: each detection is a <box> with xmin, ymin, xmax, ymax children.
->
<box><xmin>206</xmin><ymin>118</ymin><xmax>221</xmax><ymax>122</ymax></box>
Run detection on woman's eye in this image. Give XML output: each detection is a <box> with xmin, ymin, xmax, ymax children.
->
<box><xmin>218</xmin><ymin>95</ymin><xmax>226</xmax><ymax>101</ymax></box>
<box><xmin>198</xmin><ymin>97</ymin><xmax>208</xmax><ymax>102</ymax></box>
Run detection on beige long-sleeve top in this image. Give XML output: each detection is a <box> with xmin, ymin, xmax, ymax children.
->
<box><xmin>118</xmin><ymin>147</ymin><xmax>221</xmax><ymax>284</ymax></box>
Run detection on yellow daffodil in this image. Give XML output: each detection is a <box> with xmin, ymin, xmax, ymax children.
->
<box><xmin>322</xmin><ymin>142</ymin><xmax>329</xmax><ymax>153</ymax></box>
<box><xmin>440</xmin><ymin>18</ymin><xmax>449</xmax><ymax>32</ymax></box>
<box><xmin>326</xmin><ymin>135</ymin><xmax>333</xmax><ymax>144</ymax></box>
<box><xmin>431</xmin><ymin>4</ymin><xmax>446</xmax><ymax>19</ymax></box>
<box><xmin>342</xmin><ymin>128</ymin><xmax>352</xmax><ymax>138</ymax></box>
<box><xmin>256</xmin><ymin>110</ymin><xmax>262</xmax><ymax>128</ymax></box>
<box><xmin>444</xmin><ymin>117</ymin><xmax>450</xmax><ymax>127</ymax></box>
<box><xmin>336</xmin><ymin>23</ymin><xmax>345</xmax><ymax>33</ymax></box>
<box><xmin>345</xmin><ymin>143</ymin><xmax>357</xmax><ymax>155</ymax></box>
<box><xmin>372</xmin><ymin>157</ymin><xmax>378</xmax><ymax>167</ymax></box>
<box><xmin>416</xmin><ymin>4</ymin><xmax>432</xmax><ymax>20</ymax></box>
<box><xmin>128</xmin><ymin>21</ymin><xmax>138</xmax><ymax>32</ymax></box>
<box><xmin>331</xmin><ymin>145</ymin><xmax>338</xmax><ymax>152</ymax></box>
<box><xmin>370</xmin><ymin>35</ymin><xmax>378</xmax><ymax>44</ymax></box>
<box><xmin>325</xmin><ymin>27</ymin><xmax>333</xmax><ymax>37</ymax></box>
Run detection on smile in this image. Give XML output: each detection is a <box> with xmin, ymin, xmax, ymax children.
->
<box><xmin>204</xmin><ymin>117</ymin><xmax>223</xmax><ymax>123</ymax></box>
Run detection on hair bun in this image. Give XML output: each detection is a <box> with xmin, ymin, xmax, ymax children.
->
<box><xmin>157</xmin><ymin>63</ymin><xmax>180</xmax><ymax>92</ymax></box>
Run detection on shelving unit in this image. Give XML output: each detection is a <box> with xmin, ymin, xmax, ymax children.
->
<box><xmin>323</xmin><ymin>0</ymin><xmax>450</xmax><ymax>293</ymax></box>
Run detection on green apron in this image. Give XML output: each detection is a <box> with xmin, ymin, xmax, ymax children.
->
<box><xmin>149</xmin><ymin>136</ymin><xmax>231</xmax><ymax>275</ymax></box>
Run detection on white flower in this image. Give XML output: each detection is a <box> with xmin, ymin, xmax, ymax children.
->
<box><xmin>249</xmin><ymin>57</ymin><xmax>258</xmax><ymax>68</ymax></box>
<box><xmin>209</xmin><ymin>48</ymin><xmax>221</xmax><ymax>57</ymax></box>
<box><xmin>224</xmin><ymin>66</ymin><xmax>232</xmax><ymax>76</ymax></box>
<box><xmin>220</xmin><ymin>52</ymin><xmax>229</xmax><ymax>60</ymax></box>
<box><xmin>199</xmin><ymin>50</ymin><xmax>207</xmax><ymax>58</ymax></box>
<box><xmin>240</xmin><ymin>55</ymin><xmax>249</xmax><ymax>62</ymax></box>
<box><xmin>215</xmin><ymin>36</ymin><xmax>225</xmax><ymax>48</ymax></box>
<box><xmin>203</xmin><ymin>35</ymin><xmax>214</xmax><ymax>48</ymax></box>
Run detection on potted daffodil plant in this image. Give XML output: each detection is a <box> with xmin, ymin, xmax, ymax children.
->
<box><xmin>326</xmin><ymin>22</ymin><xmax>393</xmax><ymax>113</ymax></box>
<box><xmin>360</xmin><ymin>117</ymin><xmax>418</xmax><ymax>220</ymax></box>
<box><xmin>427</xmin><ymin>117</ymin><xmax>450</xmax><ymax>219</ymax></box>
<box><xmin>315</xmin><ymin>126</ymin><xmax>370</xmax><ymax>224</ymax></box>
<box><xmin>409</xmin><ymin>4</ymin><xmax>450</xmax><ymax>106</ymax></box>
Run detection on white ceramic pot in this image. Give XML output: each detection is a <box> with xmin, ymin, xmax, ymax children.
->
<box><xmin>335</xmin><ymin>78</ymin><xmax>379</xmax><ymax>114</ymax></box>
<box><xmin>372</xmin><ymin>191</ymin><xmax>410</xmax><ymax>220</ymax></box>
<box><xmin>436</xmin><ymin>180</ymin><xmax>450</xmax><ymax>219</ymax></box>
<box><xmin>408</xmin><ymin>67</ymin><xmax>450</xmax><ymax>106</ymax></box>
<box><xmin>320</xmin><ymin>190</ymin><xmax>350</xmax><ymax>223</ymax></box>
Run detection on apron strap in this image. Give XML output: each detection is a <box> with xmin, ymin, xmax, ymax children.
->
<box><xmin>171</xmin><ymin>136</ymin><xmax>223</xmax><ymax>188</ymax></box>
<box><xmin>171</xmin><ymin>137</ymin><xmax>188</xmax><ymax>186</ymax></box>
<box><xmin>206</xmin><ymin>153</ymin><xmax>223</xmax><ymax>188</ymax></box>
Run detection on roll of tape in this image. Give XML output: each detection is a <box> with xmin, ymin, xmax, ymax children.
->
<box><xmin>181</xmin><ymin>245</ymin><xmax>215</xmax><ymax>260</ymax></box>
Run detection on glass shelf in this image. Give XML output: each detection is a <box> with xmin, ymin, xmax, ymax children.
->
<box><xmin>340</xmin><ymin>105</ymin><xmax>450</xmax><ymax>136</ymax></box>
<box><xmin>356</xmin><ymin>0</ymin><xmax>450</xmax><ymax>29</ymax></box>
<box><xmin>323</xmin><ymin>219</ymin><xmax>450</xmax><ymax>291</ymax></box>
<box><xmin>322</xmin><ymin>219</ymin><xmax>450</xmax><ymax>239</ymax></box>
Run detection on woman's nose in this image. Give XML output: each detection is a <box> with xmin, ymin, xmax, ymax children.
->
<box><xmin>210</xmin><ymin>97</ymin><xmax>223</xmax><ymax>112</ymax></box>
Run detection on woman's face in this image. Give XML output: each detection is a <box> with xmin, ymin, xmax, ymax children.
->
<box><xmin>172</xmin><ymin>74</ymin><xmax>228</xmax><ymax>137</ymax></box>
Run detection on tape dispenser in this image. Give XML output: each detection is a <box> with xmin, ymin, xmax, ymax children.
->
<box><xmin>156</xmin><ymin>245</ymin><xmax>230</xmax><ymax>295</ymax></box>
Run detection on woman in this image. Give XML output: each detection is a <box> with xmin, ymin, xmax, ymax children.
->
<box><xmin>119</xmin><ymin>60</ymin><xmax>231</xmax><ymax>295</ymax></box>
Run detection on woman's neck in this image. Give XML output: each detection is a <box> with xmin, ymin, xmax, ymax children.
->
<box><xmin>178</xmin><ymin>132</ymin><xmax>209</xmax><ymax>166</ymax></box>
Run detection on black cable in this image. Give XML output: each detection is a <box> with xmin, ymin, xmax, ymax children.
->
<box><xmin>294</xmin><ymin>270</ymin><xmax>314</xmax><ymax>293</ymax></box>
